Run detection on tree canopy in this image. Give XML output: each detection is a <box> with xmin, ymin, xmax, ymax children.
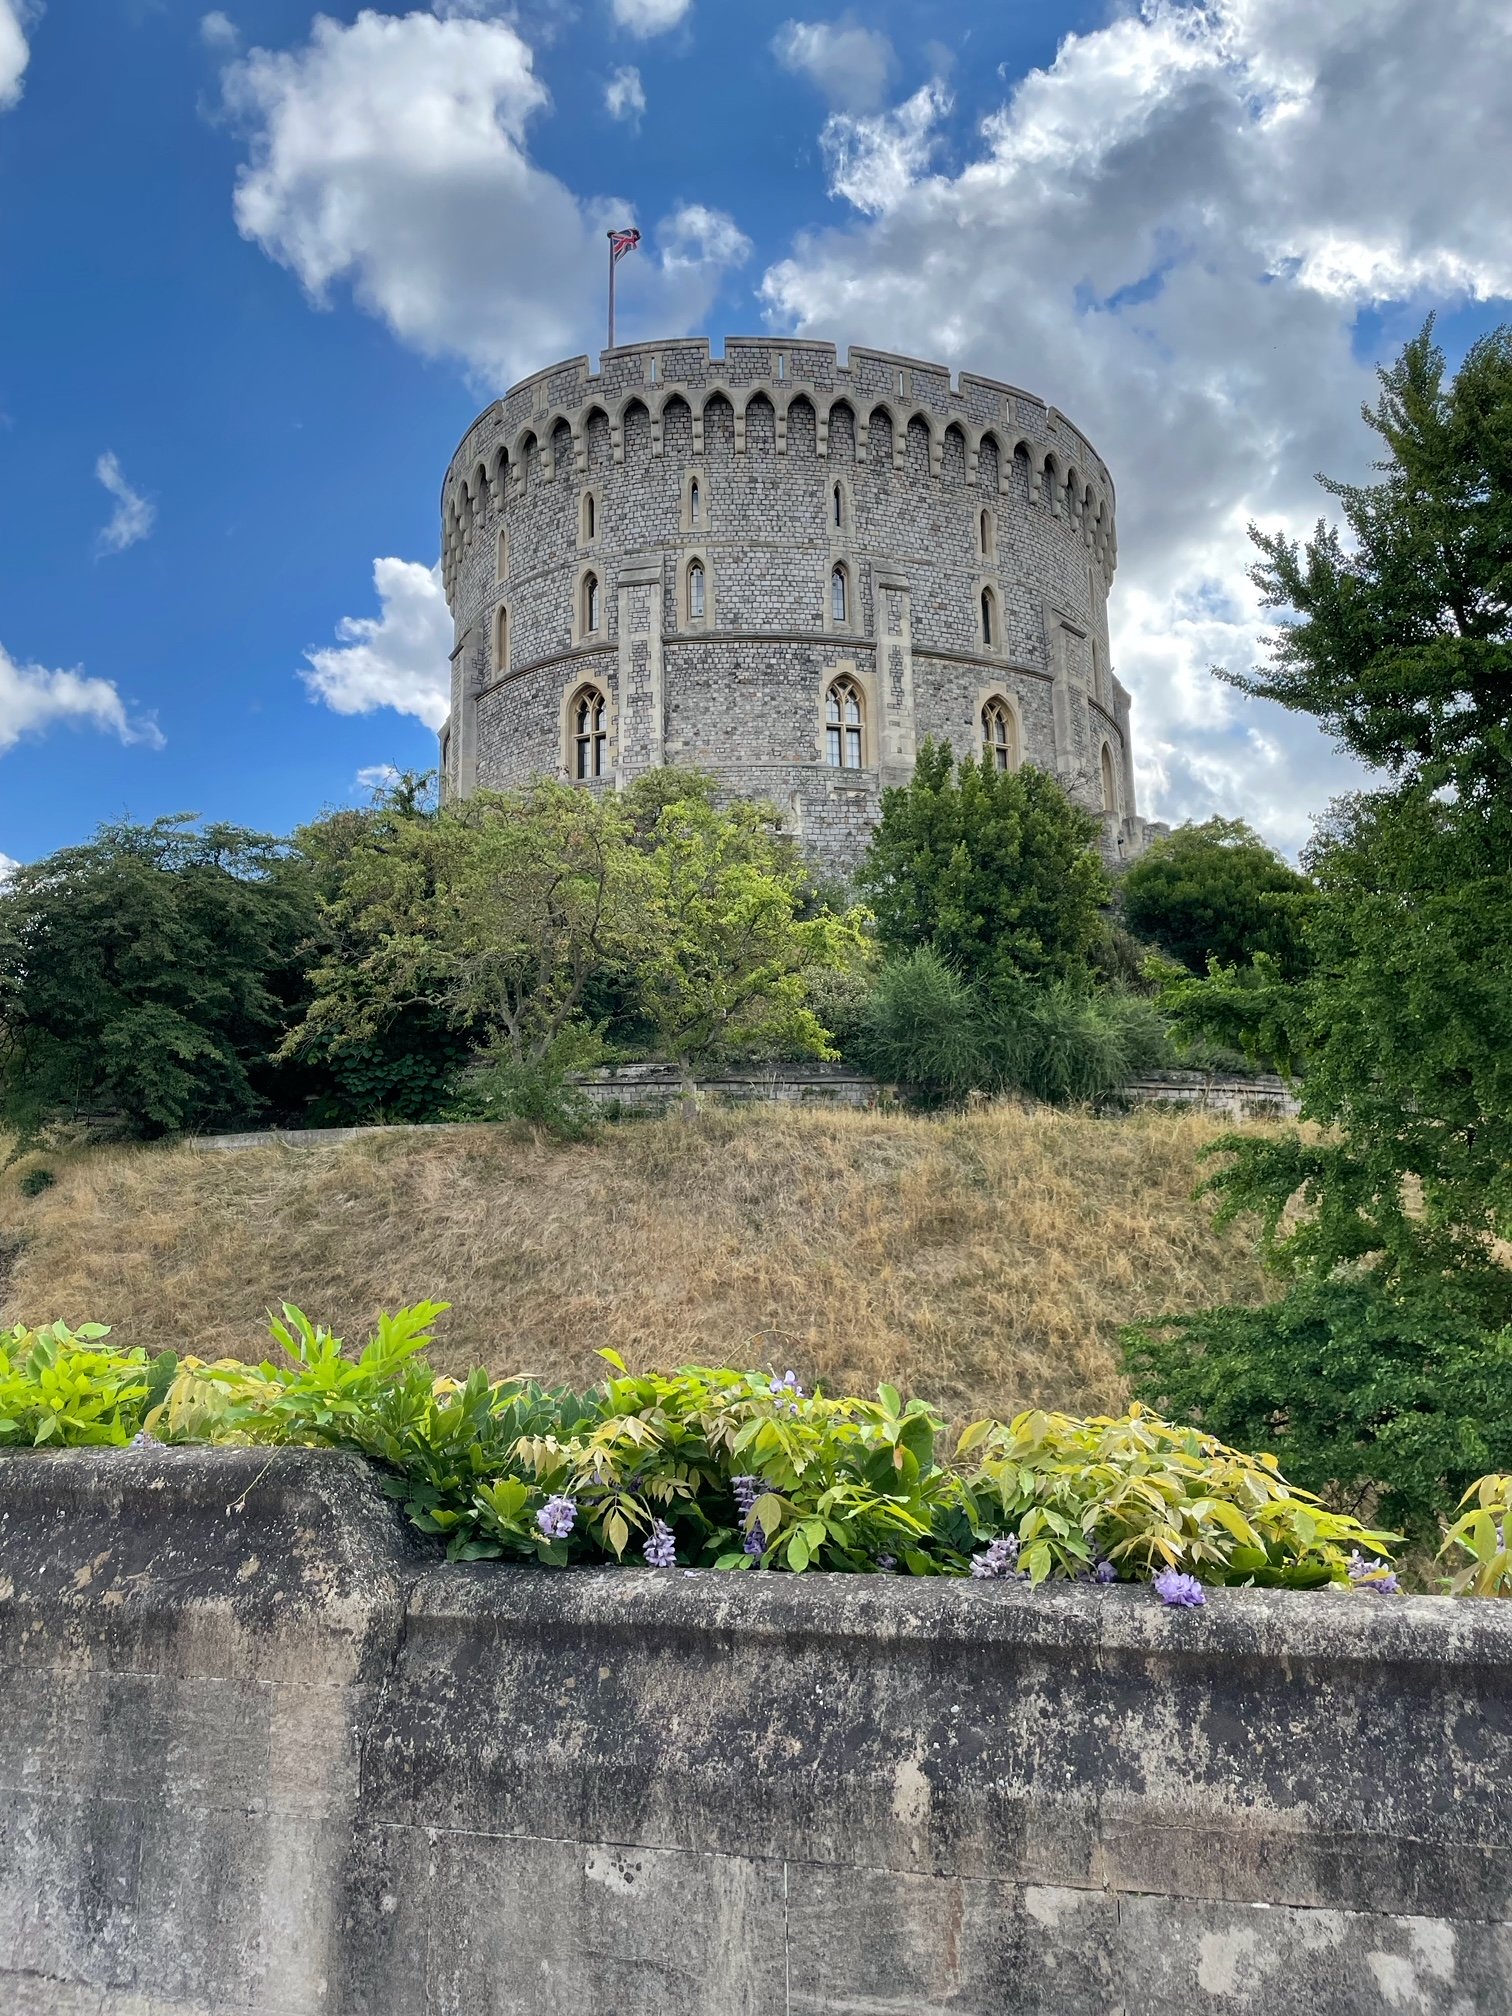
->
<box><xmin>857</xmin><ymin>742</ymin><xmax>1110</xmax><ymax>997</ymax></box>
<box><xmin>1119</xmin><ymin>817</ymin><xmax>1310</xmax><ymax>977</ymax></box>
<box><xmin>0</xmin><ymin>816</ymin><xmax>316</xmax><ymax>1137</ymax></box>
<box><xmin>1170</xmin><ymin>321</ymin><xmax>1512</xmax><ymax>1321</ymax></box>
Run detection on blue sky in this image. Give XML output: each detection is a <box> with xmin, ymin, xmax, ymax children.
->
<box><xmin>2</xmin><ymin>0</ymin><xmax>1509</xmax><ymax>865</ymax></box>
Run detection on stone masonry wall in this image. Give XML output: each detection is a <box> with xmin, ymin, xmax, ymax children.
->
<box><xmin>2</xmin><ymin>1446</ymin><xmax>1509</xmax><ymax>2014</ymax></box>
<box><xmin>439</xmin><ymin>338</ymin><xmax>1155</xmax><ymax>878</ymax></box>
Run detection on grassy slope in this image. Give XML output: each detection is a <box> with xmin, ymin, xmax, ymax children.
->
<box><xmin>0</xmin><ymin>1104</ymin><xmax>1279</xmax><ymax>1423</ymax></box>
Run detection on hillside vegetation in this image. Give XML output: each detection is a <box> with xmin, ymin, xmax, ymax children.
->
<box><xmin>0</xmin><ymin>1104</ymin><xmax>1279</xmax><ymax>1422</ymax></box>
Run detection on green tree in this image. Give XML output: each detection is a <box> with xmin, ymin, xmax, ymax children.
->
<box><xmin>631</xmin><ymin>778</ymin><xmax>867</xmax><ymax>1101</ymax></box>
<box><xmin>857</xmin><ymin>742</ymin><xmax>1110</xmax><ymax>996</ymax></box>
<box><xmin>1173</xmin><ymin>321</ymin><xmax>1512</xmax><ymax>1319</ymax></box>
<box><xmin>0</xmin><ymin>816</ymin><xmax>316</xmax><ymax>1137</ymax></box>
<box><xmin>1120</xmin><ymin>817</ymin><xmax>1309</xmax><ymax>976</ymax></box>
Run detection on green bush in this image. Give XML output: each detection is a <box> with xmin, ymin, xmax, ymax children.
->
<box><xmin>4</xmin><ymin>1306</ymin><xmax>1398</xmax><ymax>1589</ymax></box>
<box><xmin>854</xmin><ymin>948</ymin><xmax>1173</xmax><ymax>1106</ymax></box>
<box><xmin>1121</xmin><ymin>1274</ymin><xmax>1512</xmax><ymax>1544</ymax></box>
<box><xmin>18</xmin><ymin>1167</ymin><xmax>56</xmax><ymax>1199</ymax></box>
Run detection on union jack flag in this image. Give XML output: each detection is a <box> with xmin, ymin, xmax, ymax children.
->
<box><xmin>609</xmin><ymin>228</ymin><xmax>642</xmax><ymax>264</ymax></box>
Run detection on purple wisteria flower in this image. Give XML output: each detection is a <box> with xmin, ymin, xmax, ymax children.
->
<box><xmin>1347</xmin><ymin>1550</ymin><xmax>1400</xmax><ymax>1595</ymax></box>
<box><xmin>536</xmin><ymin>1495</ymin><xmax>577</xmax><ymax>1541</ymax></box>
<box><xmin>644</xmin><ymin>1518</ymin><xmax>677</xmax><ymax>1568</ymax></box>
<box><xmin>1092</xmin><ymin>1558</ymin><xmax>1118</xmax><ymax>1585</ymax></box>
<box><xmin>1152</xmin><ymin>1567</ymin><xmax>1206</xmax><ymax>1608</ymax></box>
<box><xmin>971</xmin><ymin>1535</ymin><xmax>1021</xmax><ymax>1580</ymax></box>
<box><xmin>731</xmin><ymin>1474</ymin><xmax>766</xmax><ymax>1557</ymax></box>
<box><xmin>771</xmin><ymin>1370</ymin><xmax>805</xmax><ymax>1415</ymax></box>
<box><xmin>875</xmin><ymin>1554</ymin><xmax>898</xmax><ymax>1572</ymax></box>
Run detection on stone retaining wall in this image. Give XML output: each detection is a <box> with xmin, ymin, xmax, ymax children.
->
<box><xmin>2</xmin><ymin>1447</ymin><xmax>1507</xmax><ymax>2014</ymax></box>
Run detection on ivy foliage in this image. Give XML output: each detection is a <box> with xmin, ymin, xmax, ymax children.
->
<box><xmin>2</xmin><ymin>1307</ymin><xmax>1401</xmax><ymax>1590</ymax></box>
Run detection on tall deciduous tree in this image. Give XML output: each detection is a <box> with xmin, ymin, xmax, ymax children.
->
<box><xmin>1177</xmin><ymin>322</ymin><xmax>1512</xmax><ymax>1319</ymax></box>
<box><xmin>857</xmin><ymin>743</ymin><xmax>1109</xmax><ymax>997</ymax></box>
<box><xmin>1119</xmin><ymin>817</ymin><xmax>1310</xmax><ymax>976</ymax></box>
<box><xmin>0</xmin><ymin>816</ymin><xmax>316</xmax><ymax>1137</ymax></box>
<box><xmin>631</xmin><ymin>779</ymin><xmax>867</xmax><ymax>1100</ymax></box>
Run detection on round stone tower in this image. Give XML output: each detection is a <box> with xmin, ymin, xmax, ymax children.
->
<box><xmin>438</xmin><ymin>336</ymin><xmax>1156</xmax><ymax>876</ymax></box>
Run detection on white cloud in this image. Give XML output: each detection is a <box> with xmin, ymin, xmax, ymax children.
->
<box><xmin>199</xmin><ymin>10</ymin><xmax>239</xmax><ymax>50</ymax></box>
<box><xmin>217</xmin><ymin>8</ymin><xmax>745</xmax><ymax>387</ymax></box>
<box><xmin>772</xmin><ymin>17</ymin><xmax>894</xmax><ymax>114</ymax></box>
<box><xmin>604</xmin><ymin>63</ymin><xmax>645</xmax><ymax>126</ymax></box>
<box><xmin>0</xmin><ymin>640</ymin><xmax>164</xmax><ymax>756</ymax></box>
<box><xmin>302</xmin><ymin>558</ymin><xmax>452</xmax><ymax>731</ymax></box>
<box><xmin>0</xmin><ymin>0</ymin><xmax>32</xmax><ymax>111</ymax></box>
<box><xmin>610</xmin><ymin>0</ymin><xmax>691</xmax><ymax>38</ymax></box>
<box><xmin>0</xmin><ymin>852</ymin><xmax>18</xmax><ymax>884</ymax></box>
<box><xmin>94</xmin><ymin>451</ymin><xmax>155</xmax><ymax>556</ymax></box>
<box><xmin>762</xmin><ymin>0</ymin><xmax>1512</xmax><ymax>850</ymax></box>
<box><xmin>355</xmin><ymin>762</ymin><xmax>402</xmax><ymax>793</ymax></box>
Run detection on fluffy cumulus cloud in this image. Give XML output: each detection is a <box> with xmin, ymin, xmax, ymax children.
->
<box><xmin>302</xmin><ymin>558</ymin><xmax>453</xmax><ymax>731</ymax></box>
<box><xmin>94</xmin><ymin>451</ymin><xmax>155</xmax><ymax>556</ymax></box>
<box><xmin>217</xmin><ymin>6</ymin><xmax>744</xmax><ymax>388</ymax></box>
<box><xmin>610</xmin><ymin>0</ymin><xmax>691</xmax><ymax>38</ymax></box>
<box><xmin>0</xmin><ymin>0</ymin><xmax>31</xmax><ymax>110</ymax></box>
<box><xmin>762</xmin><ymin>0</ymin><xmax>1512</xmax><ymax>850</ymax></box>
<box><xmin>0</xmin><ymin>640</ymin><xmax>163</xmax><ymax>756</ymax></box>
<box><xmin>604</xmin><ymin>63</ymin><xmax>645</xmax><ymax>126</ymax></box>
<box><xmin>199</xmin><ymin>10</ymin><xmax>239</xmax><ymax>50</ymax></box>
<box><xmin>772</xmin><ymin>17</ymin><xmax>895</xmax><ymax>114</ymax></box>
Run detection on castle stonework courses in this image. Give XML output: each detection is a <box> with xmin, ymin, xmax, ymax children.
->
<box><xmin>439</xmin><ymin>337</ymin><xmax>1158</xmax><ymax>873</ymax></box>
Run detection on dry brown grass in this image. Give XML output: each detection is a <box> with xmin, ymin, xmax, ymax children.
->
<box><xmin>0</xmin><ymin>1104</ymin><xmax>1282</xmax><ymax>1423</ymax></box>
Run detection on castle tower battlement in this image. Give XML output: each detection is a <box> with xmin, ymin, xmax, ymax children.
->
<box><xmin>439</xmin><ymin>337</ymin><xmax>1154</xmax><ymax>874</ymax></box>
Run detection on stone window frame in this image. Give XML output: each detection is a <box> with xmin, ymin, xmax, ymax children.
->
<box><xmin>678</xmin><ymin>548</ymin><xmax>715</xmax><ymax>629</ymax></box>
<box><xmin>579</xmin><ymin>487</ymin><xmax>601</xmax><ymax>549</ymax></box>
<box><xmin>828</xmin><ymin>473</ymin><xmax>855</xmax><ymax>537</ymax></box>
<box><xmin>978</xmin><ymin>504</ymin><xmax>996</xmax><ymax>563</ymax></box>
<box><xmin>562</xmin><ymin>675</ymin><xmax>615</xmax><ymax>783</ymax></box>
<box><xmin>681</xmin><ymin>467</ymin><xmax>708</xmax><ymax>534</ymax></box>
<box><xmin>492</xmin><ymin>602</ymin><xmax>510</xmax><ymax>678</ymax></box>
<box><xmin>824</xmin><ymin>557</ymin><xmax>857</xmax><ymax>635</ymax></box>
<box><xmin>817</xmin><ymin>661</ymin><xmax>879</xmax><ymax>772</ymax></box>
<box><xmin>977</xmin><ymin>580</ymin><xmax>1004</xmax><ymax>654</ymax></box>
<box><xmin>496</xmin><ymin>527</ymin><xmax>509</xmax><ymax>582</ymax></box>
<box><xmin>978</xmin><ymin>687</ymin><xmax>1022</xmax><ymax>773</ymax></box>
<box><xmin>573</xmin><ymin>563</ymin><xmax>606</xmax><ymax>645</ymax></box>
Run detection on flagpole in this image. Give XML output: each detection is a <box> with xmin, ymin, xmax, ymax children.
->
<box><xmin>607</xmin><ymin>230</ymin><xmax>616</xmax><ymax>351</ymax></box>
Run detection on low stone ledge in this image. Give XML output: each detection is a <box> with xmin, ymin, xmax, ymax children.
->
<box><xmin>1</xmin><ymin>1448</ymin><xmax>1508</xmax><ymax>2014</ymax></box>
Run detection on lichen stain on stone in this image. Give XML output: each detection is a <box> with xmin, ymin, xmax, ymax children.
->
<box><xmin>1196</xmin><ymin>1924</ymin><xmax>1279</xmax><ymax>1997</ymax></box>
<box><xmin>890</xmin><ymin>1752</ymin><xmax>931</xmax><ymax>1830</ymax></box>
<box><xmin>71</xmin><ymin>1549</ymin><xmax>111</xmax><ymax>1590</ymax></box>
<box><xmin>1023</xmin><ymin>1885</ymin><xmax>1082</xmax><ymax>1928</ymax></box>
<box><xmin>585</xmin><ymin>1850</ymin><xmax>643</xmax><ymax>1895</ymax></box>
<box><xmin>237</xmin><ymin>1554</ymin><xmax>261</xmax><ymax>1583</ymax></box>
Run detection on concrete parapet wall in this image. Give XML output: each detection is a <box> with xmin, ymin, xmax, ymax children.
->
<box><xmin>1</xmin><ymin>1447</ymin><xmax>1508</xmax><ymax>2014</ymax></box>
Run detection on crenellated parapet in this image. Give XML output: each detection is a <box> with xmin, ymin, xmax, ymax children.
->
<box><xmin>440</xmin><ymin>338</ymin><xmax>1118</xmax><ymax>605</ymax></box>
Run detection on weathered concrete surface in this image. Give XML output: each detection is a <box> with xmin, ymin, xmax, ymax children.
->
<box><xmin>1</xmin><ymin>1448</ymin><xmax>1508</xmax><ymax>2015</ymax></box>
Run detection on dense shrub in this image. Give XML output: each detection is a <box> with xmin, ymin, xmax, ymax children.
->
<box><xmin>2</xmin><ymin>1307</ymin><xmax>1399</xmax><ymax>1590</ymax></box>
<box><xmin>854</xmin><ymin>948</ymin><xmax>1172</xmax><ymax>1105</ymax></box>
<box><xmin>1118</xmin><ymin>818</ymin><xmax>1310</xmax><ymax>977</ymax></box>
<box><xmin>1122</xmin><ymin>1274</ymin><xmax>1512</xmax><ymax>1544</ymax></box>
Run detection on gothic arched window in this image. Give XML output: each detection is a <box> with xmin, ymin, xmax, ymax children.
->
<box><xmin>831</xmin><ymin>563</ymin><xmax>849</xmax><ymax>626</ymax></box>
<box><xmin>833</xmin><ymin>483</ymin><xmax>844</xmax><ymax>529</ymax></box>
<box><xmin>1101</xmin><ymin>743</ymin><xmax>1117</xmax><ymax>814</ymax></box>
<box><xmin>825</xmin><ymin>677</ymin><xmax>864</xmax><ymax>770</ymax></box>
<box><xmin>982</xmin><ymin>699</ymin><xmax>1016</xmax><ymax>773</ymax></box>
<box><xmin>573</xmin><ymin>686</ymin><xmax>607</xmax><ymax>780</ymax></box>
<box><xmin>689</xmin><ymin>476</ymin><xmax>700</xmax><ymax>522</ymax></box>
<box><xmin>493</xmin><ymin>604</ymin><xmax>509</xmax><ymax>675</ymax></box>
<box><xmin>688</xmin><ymin>560</ymin><xmax>706</xmax><ymax>620</ymax></box>
<box><xmin>981</xmin><ymin>587</ymin><xmax>997</xmax><ymax>648</ymax></box>
<box><xmin>584</xmin><ymin>492</ymin><xmax>596</xmax><ymax>541</ymax></box>
<box><xmin>582</xmin><ymin>571</ymin><xmax>601</xmax><ymax>635</ymax></box>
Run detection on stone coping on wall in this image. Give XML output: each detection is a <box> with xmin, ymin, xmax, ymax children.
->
<box><xmin>1</xmin><ymin>1445</ymin><xmax>1510</xmax><ymax>2013</ymax></box>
